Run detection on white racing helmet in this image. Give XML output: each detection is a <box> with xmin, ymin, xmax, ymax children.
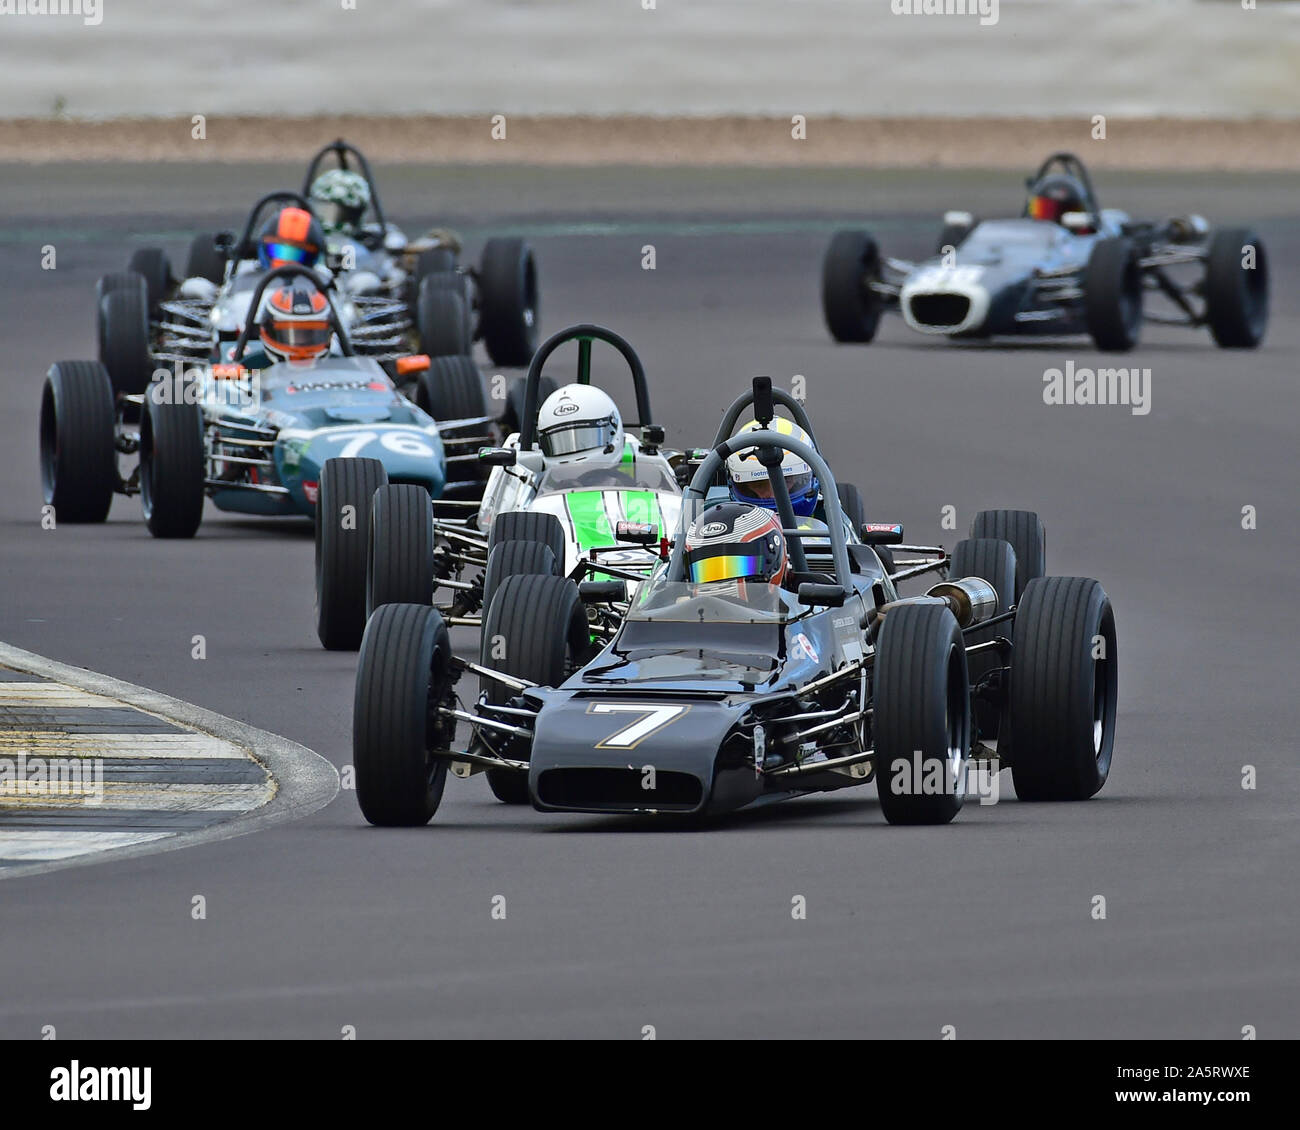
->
<box><xmin>536</xmin><ymin>384</ymin><xmax>624</xmax><ymax>467</ymax></box>
<box><xmin>725</xmin><ymin>416</ymin><xmax>820</xmax><ymax>517</ymax></box>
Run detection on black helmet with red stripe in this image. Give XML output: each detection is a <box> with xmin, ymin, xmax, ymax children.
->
<box><xmin>258</xmin><ymin>206</ymin><xmax>325</xmax><ymax>270</ymax></box>
<box><xmin>260</xmin><ymin>284</ymin><xmax>332</xmax><ymax>364</ymax></box>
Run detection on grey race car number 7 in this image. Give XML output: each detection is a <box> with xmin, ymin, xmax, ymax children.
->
<box><xmin>589</xmin><ymin>702</ymin><xmax>690</xmax><ymax>749</ymax></box>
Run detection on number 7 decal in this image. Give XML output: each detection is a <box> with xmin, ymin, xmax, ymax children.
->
<box><xmin>589</xmin><ymin>702</ymin><xmax>690</xmax><ymax>749</ymax></box>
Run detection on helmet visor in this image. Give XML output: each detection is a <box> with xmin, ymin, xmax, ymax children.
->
<box><xmin>264</xmin><ymin>322</ymin><xmax>330</xmax><ymax>353</ymax></box>
<box><xmin>314</xmin><ymin>199</ymin><xmax>363</xmax><ymax>230</ymax></box>
<box><xmin>262</xmin><ymin>240</ymin><xmax>317</xmax><ymax>266</ymax></box>
<box><xmin>540</xmin><ymin>418</ymin><xmax>617</xmax><ymax>458</ymax></box>
<box><xmin>688</xmin><ymin>552</ymin><xmax>766</xmax><ymax>584</ymax></box>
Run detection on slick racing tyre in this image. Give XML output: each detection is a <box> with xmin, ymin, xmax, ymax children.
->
<box><xmin>873</xmin><ymin>602</ymin><xmax>971</xmax><ymax>825</ymax></box>
<box><xmin>480</xmin><ymin>573</ymin><xmax>588</xmax><ymax>805</ymax></box>
<box><xmin>478</xmin><ymin>237</ymin><xmax>539</xmax><ymax>367</ymax></box>
<box><xmin>821</xmin><ymin>230</ymin><xmax>883</xmax><ymax>343</ymax></box>
<box><xmin>481</xmin><ymin>539</ymin><xmax>559</xmax><ymax>614</ymax></box>
<box><xmin>1008</xmin><ymin>577</ymin><xmax>1117</xmax><ymax>802</ymax></box>
<box><xmin>417</xmin><ymin>278</ymin><xmax>470</xmax><ymax>357</ymax></box>
<box><xmin>488</xmin><ymin>510</ymin><xmax>566</xmax><ymax>572</ymax></box>
<box><xmin>1083</xmin><ymin>237</ymin><xmax>1142</xmax><ymax>352</ymax></box>
<box><xmin>367</xmin><ymin>484</ymin><xmax>435</xmax><ymax>617</ymax></box>
<box><xmin>40</xmin><ymin>361</ymin><xmax>117</xmax><ymax>524</ymax></box>
<box><xmin>354</xmin><ymin>603</ymin><xmax>454</xmax><ymax>826</ymax></box>
<box><xmin>126</xmin><ymin>247</ymin><xmax>173</xmax><ymax>313</ymax></box>
<box><xmin>418</xmin><ymin>354</ymin><xmax>487</xmax><ymax>424</ymax></box>
<box><xmin>316</xmin><ymin>456</ymin><xmax>389</xmax><ymax>650</ymax></box>
<box><xmin>1204</xmin><ymin>227</ymin><xmax>1268</xmax><ymax>349</ymax></box>
<box><xmin>500</xmin><ymin>373</ymin><xmax>557</xmax><ymax>438</ymax></box>
<box><xmin>98</xmin><ymin>276</ymin><xmax>153</xmax><ymax>397</ymax></box>
<box><xmin>969</xmin><ymin>509</ymin><xmax>1045</xmax><ymax>602</ymax></box>
<box><xmin>140</xmin><ymin>376</ymin><xmax>205</xmax><ymax>538</ymax></box>
<box><xmin>185</xmin><ymin>232</ymin><xmax>227</xmax><ymax>284</ymax></box>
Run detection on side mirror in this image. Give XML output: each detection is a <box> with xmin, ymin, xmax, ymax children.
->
<box><xmin>478</xmin><ymin>447</ymin><xmax>516</xmax><ymax>467</ymax></box>
<box><xmin>214</xmin><ymin>231</ymin><xmax>236</xmax><ymax>254</ymax></box>
<box><xmin>641</xmin><ymin>424</ymin><xmax>665</xmax><ymax>447</ymax></box>
<box><xmin>396</xmin><ymin>354</ymin><xmax>431</xmax><ymax>376</ymax></box>
<box><xmin>616</xmin><ymin>521</ymin><xmax>658</xmax><ymax>545</ymax></box>
<box><xmin>797</xmin><ymin>583</ymin><xmax>847</xmax><ymax>608</ymax></box>
<box><xmin>579</xmin><ymin>580</ymin><xmax>627</xmax><ymax>604</ymax></box>
<box><xmin>860</xmin><ymin>523</ymin><xmax>903</xmax><ymax>546</ymax></box>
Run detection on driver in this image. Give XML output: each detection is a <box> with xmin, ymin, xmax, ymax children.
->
<box><xmin>682</xmin><ymin>502</ymin><xmax>788</xmax><ymax>590</ymax></box>
<box><xmin>256</xmin><ymin>283</ymin><xmax>333</xmax><ymax>365</ymax></box>
<box><xmin>309</xmin><ymin>170</ymin><xmax>372</xmax><ymax>239</ymax></box>
<box><xmin>257</xmin><ymin>207</ymin><xmax>327</xmax><ymax>271</ymax></box>
<box><xmin>537</xmin><ymin>384</ymin><xmax>625</xmax><ymax>471</ymax></box>
<box><xmin>1026</xmin><ymin>173</ymin><xmax>1089</xmax><ymax>226</ymax></box>
<box><xmin>724</xmin><ymin>417</ymin><xmax>820</xmax><ymax>517</ymax></box>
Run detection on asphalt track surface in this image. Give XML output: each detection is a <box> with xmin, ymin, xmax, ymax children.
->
<box><xmin>0</xmin><ymin>165</ymin><xmax>1297</xmax><ymax>1039</ymax></box>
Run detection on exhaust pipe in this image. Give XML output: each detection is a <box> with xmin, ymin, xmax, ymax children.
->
<box><xmin>925</xmin><ymin>576</ymin><xmax>998</xmax><ymax>627</ymax></box>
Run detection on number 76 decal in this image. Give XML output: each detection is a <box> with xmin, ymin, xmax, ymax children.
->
<box><xmin>324</xmin><ymin>429</ymin><xmax>436</xmax><ymax>459</ymax></box>
<box><xmin>589</xmin><ymin>702</ymin><xmax>690</xmax><ymax>749</ymax></box>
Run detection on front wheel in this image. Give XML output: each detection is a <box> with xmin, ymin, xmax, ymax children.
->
<box><xmin>354</xmin><ymin>603</ymin><xmax>454</xmax><ymax>826</ymax></box>
<box><xmin>873</xmin><ymin>602</ymin><xmax>970</xmax><ymax>825</ymax></box>
<box><xmin>315</xmin><ymin>457</ymin><xmax>389</xmax><ymax>649</ymax></box>
<box><xmin>1008</xmin><ymin>576</ymin><xmax>1117</xmax><ymax>801</ymax></box>
<box><xmin>40</xmin><ymin>361</ymin><xmax>117</xmax><ymax>523</ymax></box>
<box><xmin>367</xmin><ymin>484</ymin><xmax>435</xmax><ymax>617</ymax></box>
<box><xmin>140</xmin><ymin>380</ymin><xmax>205</xmax><ymax>538</ymax></box>
<box><xmin>417</xmin><ymin>278</ymin><xmax>470</xmax><ymax>357</ymax></box>
<box><xmin>1083</xmin><ymin>237</ymin><xmax>1142</xmax><ymax>352</ymax></box>
<box><xmin>821</xmin><ymin>230</ymin><xmax>882</xmax><ymax>343</ymax></box>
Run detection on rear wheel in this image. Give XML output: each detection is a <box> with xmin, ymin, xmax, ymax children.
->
<box><xmin>479</xmin><ymin>237</ymin><xmax>539</xmax><ymax>367</ymax></box>
<box><xmin>418</xmin><ymin>354</ymin><xmax>487</xmax><ymax>422</ymax></box>
<box><xmin>489</xmin><ymin>510</ymin><xmax>566</xmax><ymax>569</ymax></box>
<box><xmin>501</xmin><ymin>373</ymin><xmax>557</xmax><ymax>437</ymax></box>
<box><xmin>39</xmin><ymin>361</ymin><xmax>117</xmax><ymax>523</ymax></box>
<box><xmin>1083</xmin><ymin>237</ymin><xmax>1142</xmax><ymax>352</ymax></box>
<box><xmin>417</xmin><ymin>278</ymin><xmax>469</xmax><ymax>357</ymax></box>
<box><xmin>354</xmin><ymin>603</ymin><xmax>454</xmax><ymax>826</ymax></box>
<box><xmin>1008</xmin><ymin>577</ymin><xmax>1117</xmax><ymax>801</ymax></box>
<box><xmin>126</xmin><ymin>247</ymin><xmax>173</xmax><ymax>312</ymax></box>
<box><xmin>315</xmin><ymin>456</ymin><xmax>389</xmax><ymax>649</ymax></box>
<box><xmin>98</xmin><ymin>281</ymin><xmax>153</xmax><ymax>397</ymax></box>
<box><xmin>1205</xmin><ymin>227</ymin><xmax>1268</xmax><ymax>348</ymax></box>
<box><xmin>821</xmin><ymin>230</ymin><xmax>882</xmax><ymax>343</ymax></box>
<box><xmin>140</xmin><ymin>378</ymin><xmax>205</xmax><ymax>538</ymax></box>
<box><xmin>480</xmin><ymin>573</ymin><xmax>588</xmax><ymax>804</ymax></box>
<box><xmin>970</xmin><ymin>509</ymin><xmax>1045</xmax><ymax>601</ymax></box>
<box><xmin>367</xmin><ymin>484</ymin><xmax>435</xmax><ymax>617</ymax></box>
<box><xmin>873</xmin><ymin>602</ymin><xmax>970</xmax><ymax>825</ymax></box>
<box><xmin>184</xmin><ymin>232</ymin><xmax>226</xmax><ymax>284</ymax></box>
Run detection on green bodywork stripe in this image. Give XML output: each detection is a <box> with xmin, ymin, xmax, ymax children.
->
<box><xmin>565</xmin><ymin>491</ymin><xmax>614</xmax><ymax>550</ymax></box>
<box><xmin>563</xmin><ymin>489</ymin><xmax>664</xmax><ymax>553</ymax></box>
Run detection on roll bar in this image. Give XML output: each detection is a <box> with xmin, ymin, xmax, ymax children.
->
<box><xmin>674</xmin><ymin>432</ymin><xmax>852</xmax><ymax>585</ymax></box>
<box><xmin>234</xmin><ymin>191</ymin><xmax>316</xmax><ymax>261</ymax></box>
<box><xmin>301</xmin><ymin>139</ymin><xmax>388</xmax><ymax>233</ymax></box>
<box><xmin>518</xmin><ymin>324</ymin><xmax>655</xmax><ymax>449</ymax></box>
<box><xmin>1026</xmin><ymin>151</ymin><xmax>1100</xmax><ymax>217</ymax></box>
<box><xmin>230</xmin><ymin>264</ymin><xmax>355</xmax><ymax>362</ymax></box>
<box><xmin>711</xmin><ymin>380</ymin><xmax>819</xmax><ymax>448</ymax></box>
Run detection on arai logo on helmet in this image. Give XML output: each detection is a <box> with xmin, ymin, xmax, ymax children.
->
<box><xmin>700</xmin><ymin>521</ymin><xmax>728</xmax><ymax>537</ymax></box>
<box><xmin>553</xmin><ymin>399</ymin><xmax>580</xmax><ymax>416</ymax></box>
